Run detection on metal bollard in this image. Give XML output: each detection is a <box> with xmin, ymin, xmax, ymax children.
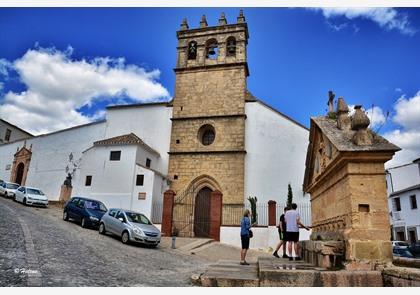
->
<box><xmin>171</xmin><ymin>236</ymin><xmax>176</xmax><ymax>249</ymax></box>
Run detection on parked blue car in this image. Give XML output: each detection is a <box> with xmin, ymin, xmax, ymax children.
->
<box><xmin>63</xmin><ymin>196</ymin><xmax>107</xmax><ymax>228</ymax></box>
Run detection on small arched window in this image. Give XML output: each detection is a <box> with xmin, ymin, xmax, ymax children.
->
<box><xmin>206</xmin><ymin>39</ymin><xmax>218</xmax><ymax>59</ymax></box>
<box><xmin>226</xmin><ymin>37</ymin><xmax>236</xmax><ymax>56</ymax></box>
<box><xmin>188</xmin><ymin>41</ymin><xmax>197</xmax><ymax>60</ymax></box>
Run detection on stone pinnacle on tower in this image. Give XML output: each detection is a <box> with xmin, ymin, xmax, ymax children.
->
<box><xmin>200</xmin><ymin>15</ymin><xmax>208</xmax><ymax>28</ymax></box>
<box><xmin>219</xmin><ymin>12</ymin><xmax>227</xmax><ymax>25</ymax></box>
<box><xmin>180</xmin><ymin>18</ymin><xmax>189</xmax><ymax>30</ymax></box>
<box><xmin>237</xmin><ymin>9</ymin><xmax>246</xmax><ymax>23</ymax></box>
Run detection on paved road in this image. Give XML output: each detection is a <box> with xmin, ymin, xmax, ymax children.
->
<box><xmin>0</xmin><ymin>197</ymin><xmax>208</xmax><ymax>287</ymax></box>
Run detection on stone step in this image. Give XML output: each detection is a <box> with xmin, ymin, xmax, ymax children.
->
<box><xmin>176</xmin><ymin>238</ymin><xmax>213</xmax><ymax>253</ymax></box>
<box><xmin>199</xmin><ymin>260</ymin><xmax>259</xmax><ymax>287</ymax></box>
<box><xmin>194</xmin><ymin>256</ymin><xmax>384</xmax><ymax>287</ymax></box>
<box><xmin>258</xmin><ymin>257</ymin><xmax>383</xmax><ymax>287</ymax></box>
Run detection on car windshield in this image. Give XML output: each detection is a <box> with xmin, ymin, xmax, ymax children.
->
<box><xmin>85</xmin><ymin>200</ymin><xmax>107</xmax><ymax>212</ymax></box>
<box><xmin>125</xmin><ymin>212</ymin><xmax>151</xmax><ymax>224</ymax></box>
<box><xmin>6</xmin><ymin>183</ymin><xmax>19</xmax><ymax>189</ymax></box>
<box><xmin>396</xmin><ymin>242</ymin><xmax>409</xmax><ymax>246</ymax></box>
<box><xmin>27</xmin><ymin>188</ymin><xmax>44</xmax><ymax>195</ymax></box>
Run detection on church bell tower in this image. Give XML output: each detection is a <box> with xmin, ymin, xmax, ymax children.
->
<box><xmin>168</xmin><ymin>11</ymin><xmax>249</xmax><ymax>236</ymax></box>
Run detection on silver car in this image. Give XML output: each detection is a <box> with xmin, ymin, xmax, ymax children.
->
<box><xmin>99</xmin><ymin>208</ymin><xmax>161</xmax><ymax>247</ymax></box>
<box><xmin>0</xmin><ymin>182</ymin><xmax>20</xmax><ymax>198</ymax></box>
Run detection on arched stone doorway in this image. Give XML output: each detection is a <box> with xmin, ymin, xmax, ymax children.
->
<box><xmin>194</xmin><ymin>187</ymin><xmax>212</xmax><ymax>237</ymax></box>
<box><xmin>10</xmin><ymin>142</ymin><xmax>32</xmax><ymax>186</ymax></box>
<box><xmin>15</xmin><ymin>163</ymin><xmax>25</xmax><ymax>185</ymax></box>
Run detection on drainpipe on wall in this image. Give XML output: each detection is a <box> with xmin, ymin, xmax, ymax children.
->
<box><xmin>129</xmin><ymin>152</ymin><xmax>136</xmax><ymax>211</ymax></box>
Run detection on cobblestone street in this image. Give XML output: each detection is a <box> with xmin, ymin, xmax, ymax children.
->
<box><xmin>0</xmin><ymin>197</ymin><xmax>210</xmax><ymax>287</ymax></box>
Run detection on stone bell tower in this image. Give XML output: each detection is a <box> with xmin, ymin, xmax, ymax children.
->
<box><xmin>167</xmin><ymin>11</ymin><xmax>249</xmax><ymax>236</ymax></box>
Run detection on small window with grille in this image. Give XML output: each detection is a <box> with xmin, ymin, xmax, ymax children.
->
<box><xmin>110</xmin><ymin>151</ymin><xmax>121</xmax><ymax>161</ymax></box>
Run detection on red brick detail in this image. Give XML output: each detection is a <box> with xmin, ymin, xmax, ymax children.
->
<box><xmin>161</xmin><ymin>190</ymin><xmax>176</xmax><ymax>237</ymax></box>
<box><xmin>268</xmin><ymin>200</ymin><xmax>277</xmax><ymax>226</ymax></box>
<box><xmin>209</xmin><ymin>190</ymin><xmax>223</xmax><ymax>241</ymax></box>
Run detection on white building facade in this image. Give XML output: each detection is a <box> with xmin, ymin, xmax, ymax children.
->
<box><xmin>0</xmin><ymin>13</ymin><xmax>311</xmax><ymax>249</ymax></box>
<box><xmin>0</xmin><ymin>118</ymin><xmax>33</xmax><ymax>145</ymax></box>
<box><xmin>0</xmin><ymin>99</ymin><xmax>310</xmax><ymax>246</ymax></box>
<box><xmin>386</xmin><ymin>159</ymin><xmax>420</xmax><ymax>243</ymax></box>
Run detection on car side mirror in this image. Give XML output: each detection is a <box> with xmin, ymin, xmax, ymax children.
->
<box><xmin>118</xmin><ymin>218</ymin><xmax>124</xmax><ymax>222</ymax></box>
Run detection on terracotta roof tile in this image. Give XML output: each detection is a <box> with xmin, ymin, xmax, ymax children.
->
<box><xmin>94</xmin><ymin>133</ymin><xmax>160</xmax><ymax>156</ymax></box>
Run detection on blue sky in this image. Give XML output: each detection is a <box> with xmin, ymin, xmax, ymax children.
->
<box><xmin>0</xmin><ymin>7</ymin><xmax>419</xmax><ymax>167</ymax></box>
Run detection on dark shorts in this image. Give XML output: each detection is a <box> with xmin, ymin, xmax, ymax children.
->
<box><xmin>285</xmin><ymin>231</ymin><xmax>299</xmax><ymax>242</ymax></box>
<box><xmin>279</xmin><ymin>231</ymin><xmax>286</xmax><ymax>241</ymax></box>
<box><xmin>241</xmin><ymin>234</ymin><xmax>250</xmax><ymax>249</ymax></box>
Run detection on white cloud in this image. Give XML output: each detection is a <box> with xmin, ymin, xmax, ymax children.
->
<box><xmin>0</xmin><ymin>58</ymin><xmax>12</xmax><ymax>78</ymax></box>
<box><xmin>392</xmin><ymin>92</ymin><xmax>420</xmax><ymax>131</ymax></box>
<box><xmin>311</xmin><ymin>8</ymin><xmax>415</xmax><ymax>35</ymax></box>
<box><xmin>384</xmin><ymin>92</ymin><xmax>420</xmax><ymax>168</ymax></box>
<box><xmin>326</xmin><ymin>20</ymin><xmax>348</xmax><ymax>32</ymax></box>
<box><xmin>0</xmin><ymin>46</ymin><xmax>170</xmax><ymax>135</ymax></box>
<box><xmin>365</xmin><ymin>105</ymin><xmax>387</xmax><ymax>129</ymax></box>
<box><xmin>384</xmin><ymin>129</ymin><xmax>420</xmax><ymax>167</ymax></box>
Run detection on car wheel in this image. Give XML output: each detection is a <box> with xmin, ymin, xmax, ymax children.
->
<box><xmin>63</xmin><ymin>211</ymin><xmax>69</xmax><ymax>221</ymax></box>
<box><xmin>99</xmin><ymin>223</ymin><xmax>106</xmax><ymax>235</ymax></box>
<box><xmin>23</xmin><ymin>198</ymin><xmax>27</xmax><ymax>206</ymax></box>
<box><xmin>81</xmin><ymin>217</ymin><xmax>87</xmax><ymax>228</ymax></box>
<box><xmin>121</xmin><ymin>231</ymin><xmax>129</xmax><ymax>244</ymax></box>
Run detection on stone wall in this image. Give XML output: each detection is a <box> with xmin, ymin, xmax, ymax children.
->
<box><xmin>168</xmin><ymin>153</ymin><xmax>245</xmax><ymax>204</ymax></box>
<box><xmin>172</xmin><ymin>67</ymin><xmax>246</xmax><ymax>118</ymax></box>
<box><xmin>309</xmin><ymin>159</ymin><xmax>393</xmax><ymax>267</ymax></box>
<box><xmin>170</xmin><ymin>116</ymin><xmax>245</xmax><ymax>153</ymax></box>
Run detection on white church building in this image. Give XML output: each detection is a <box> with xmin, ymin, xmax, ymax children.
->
<box><xmin>0</xmin><ymin>12</ymin><xmax>311</xmax><ymax>248</ymax></box>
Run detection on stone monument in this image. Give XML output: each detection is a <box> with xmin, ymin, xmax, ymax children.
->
<box><xmin>302</xmin><ymin>94</ymin><xmax>400</xmax><ymax>270</ymax></box>
<box><xmin>59</xmin><ymin>173</ymin><xmax>73</xmax><ymax>206</ymax></box>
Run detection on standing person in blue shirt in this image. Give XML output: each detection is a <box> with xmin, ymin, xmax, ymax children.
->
<box><xmin>240</xmin><ymin>209</ymin><xmax>252</xmax><ymax>265</ymax></box>
<box><xmin>285</xmin><ymin>203</ymin><xmax>310</xmax><ymax>261</ymax></box>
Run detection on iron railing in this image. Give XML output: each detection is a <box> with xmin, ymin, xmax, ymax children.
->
<box><xmin>152</xmin><ymin>201</ymin><xmax>312</xmax><ymax>227</ymax></box>
<box><xmin>276</xmin><ymin>203</ymin><xmax>312</xmax><ymax>226</ymax></box>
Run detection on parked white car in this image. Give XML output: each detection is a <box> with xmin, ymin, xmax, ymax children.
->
<box><xmin>0</xmin><ymin>182</ymin><xmax>20</xmax><ymax>198</ymax></box>
<box><xmin>14</xmin><ymin>186</ymin><xmax>48</xmax><ymax>207</ymax></box>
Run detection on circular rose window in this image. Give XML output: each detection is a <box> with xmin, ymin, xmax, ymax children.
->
<box><xmin>198</xmin><ymin>124</ymin><xmax>215</xmax><ymax>146</ymax></box>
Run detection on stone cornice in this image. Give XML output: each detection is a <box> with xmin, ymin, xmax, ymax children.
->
<box><xmin>171</xmin><ymin>114</ymin><xmax>246</xmax><ymax>121</ymax></box>
<box><xmin>306</xmin><ymin>151</ymin><xmax>396</xmax><ymax>196</ymax></box>
<box><xmin>168</xmin><ymin>150</ymin><xmax>246</xmax><ymax>155</ymax></box>
<box><xmin>174</xmin><ymin>62</ymin><xmax>249</xmax><ymax>77</ymax></box>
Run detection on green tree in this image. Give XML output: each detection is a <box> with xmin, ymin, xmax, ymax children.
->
<box><xmin>287</xmin><ymin>183</ymin><xmax>293</xmax><ymax>208</ymax></box>
<box><xmin>247</xmin><ymin>196</ymin><xmax>258</xmax><ymax>224</ymax></box>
